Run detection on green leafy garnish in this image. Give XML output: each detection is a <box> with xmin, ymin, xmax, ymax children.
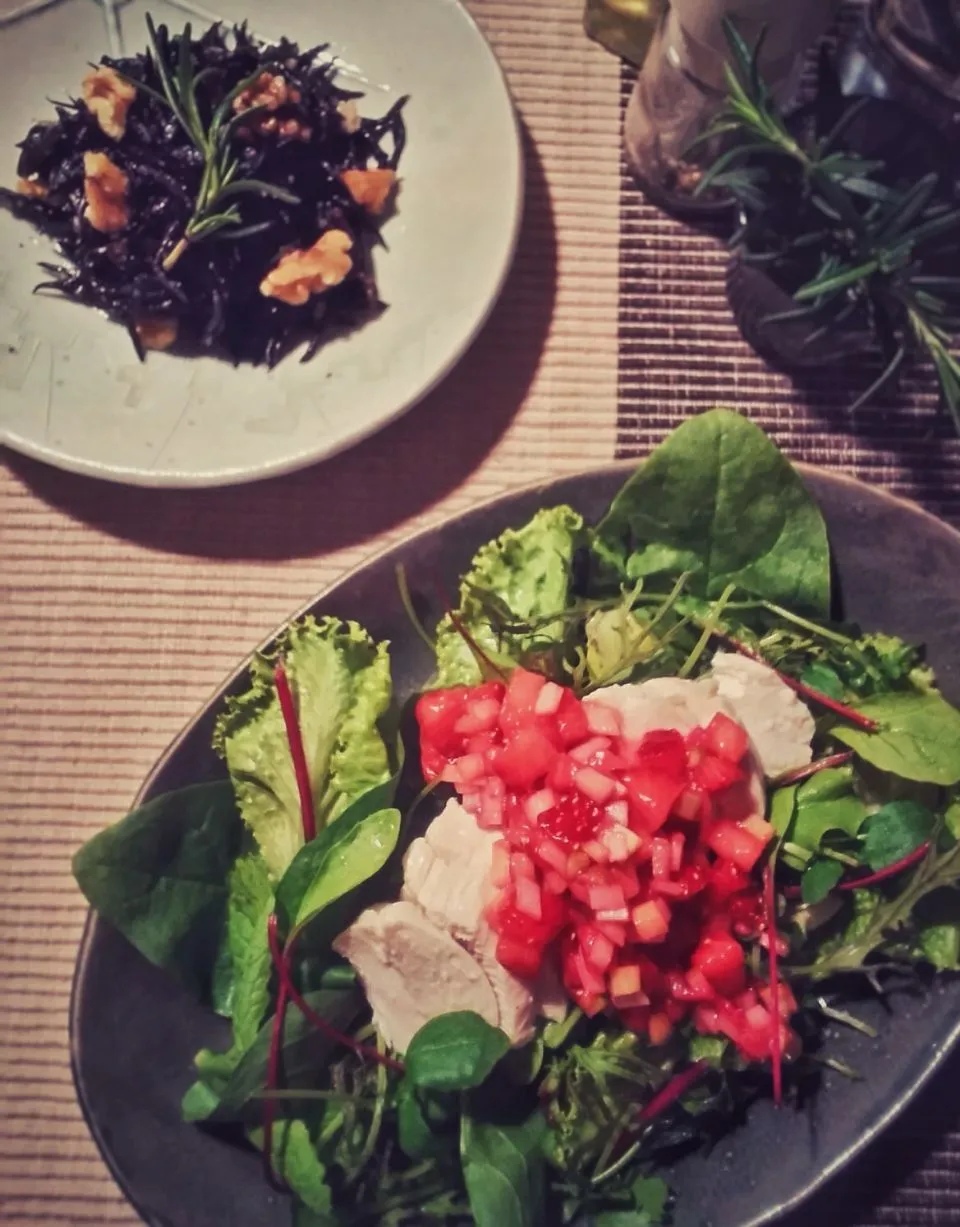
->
<box><xmin>133</xmin><ymin>17</ymin><xmax>300</xmax><ymax>269</ymax></box>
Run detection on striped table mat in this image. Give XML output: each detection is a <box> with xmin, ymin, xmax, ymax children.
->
<box><xmin>0</xmin><ymin>0</ymin><xmax>958</xmax><ymax>1223</ymax></box>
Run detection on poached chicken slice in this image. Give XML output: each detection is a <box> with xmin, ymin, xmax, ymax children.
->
<box><xmin>332</xmin><ymin>900</ymin><xmax>498</xmax><ymax>1054</ymax></box>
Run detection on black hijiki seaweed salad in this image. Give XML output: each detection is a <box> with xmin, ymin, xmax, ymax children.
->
<box><xmin>0</xmin><ymin>18</ymin><xmax>407</xmax><ymax>367</ymax></box>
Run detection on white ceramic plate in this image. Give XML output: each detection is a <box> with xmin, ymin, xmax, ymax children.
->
<box><xmin>0</xmin><ymin>0</ymin><xmax>522</xmax><ymax>486</ymax></box>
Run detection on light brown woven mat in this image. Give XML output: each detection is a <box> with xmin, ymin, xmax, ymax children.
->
<box><xmin>0</xmin><ymin>1</ymin><xmax>622</xmax><ymax>1221</ymax></box>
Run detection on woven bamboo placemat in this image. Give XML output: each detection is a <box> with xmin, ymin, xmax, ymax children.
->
<box><xmin>0</xmin><ymin>0</ymin><xmax>958</xmax><ymax>1223</ymax></box>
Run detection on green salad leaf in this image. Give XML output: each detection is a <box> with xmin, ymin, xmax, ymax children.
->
<box><xmin>461</xmin><ymin>1113</ymin><xmax>547</xmax><ymax>1227</ymax></box>
<box><xmin>184</xmin><ymin>985</ymin><xmax>362</xmax><ymax>1122</ymax></box>
<box><xmin>801</xmin><ymin>858</ymin><xmax>844</xmax><ymax>904</ymax></box>
<box><xmin>433</xmin><ymin>505</ymin><xmax>586</xmax><ymax>687</ymax></box>
<box><xmin>277</xmin><ymin>802</ymin><xmax>401</xmax><ymax>934</ymax></box>
<box><xmin>220</xmin><ymin>851</ymin><xmax>275</xmax><ymax>1049</ymax></box>
<box><xmin>834</xmin><ymin>689</ymin><xmax>960</xmax><ymax>785</ymax></box>
<box><xmin>406</xmin><ymin>1011</ymin><xmax>511</xmax><ymax>1091</ymax></box>
<box><xmin>592</xmin><ymin>409</ymin><xmax>831</xmax><ymax>615</ymax></box>
<box><xmin>788</xmin><ymin>767</ymin><xmax>869</xmax><ymax>853</ymax></box>
<box><xmin>73</xmin><ymin>781</ymin><xmax>244</xmax><ymax>1010</ymax></box>
<box><xmin>214</xmin><ymin>617</ymin><xmax>393</xmax><ymax>879</ymax></box>
<box><xmin>860</xmin><ymin>800</ymin><xmax>937</xmax><ymax>871</ymax></box>
<box><xmin>251</xmin><ymin>1119</ymin><xmax>333</xmax><ymax>1216</ymax></box>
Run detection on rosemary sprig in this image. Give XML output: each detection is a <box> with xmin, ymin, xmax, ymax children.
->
<box><xmin>692</xmin><ymin>19</ymin><xmax>960</xmax><ymax>430</ymax></box>
<box><xmin>134</xmin><ymin>16</ymin><xmax>300</xmax><ymax>270</ymax></box>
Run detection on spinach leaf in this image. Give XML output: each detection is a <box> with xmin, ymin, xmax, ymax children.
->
<box><xmin>433</xmin><ymin>505</ymin><xmax>586</xmax><ymax>687</ymax></box>
<box><xmin>592</xmin><ymin>409</ymin><xmax>830</xmax><ymax>616</ymax></box>
<box><xmin>215</xmin><ymin>616</ymin><xmax>393</xmax><ymax>879</ymax></box>
<box><xmin>73</xmin><ymin>781</ymin><xmax>243</xmax><ymax>1009</ymax></box>
<box><xmin>276</xmin><ymin>791</ymin><xmax>401</xmax><ymax>935</ymax></box>
<box><xmin>801</xmin><ymin>858</ymin><xmax>844</xmax><ymax>904</ymax></box>
<box><xmin>834</xmin><ymin>690</ymin><xmax>960</xmax><ymax>785</ymax></box>
<box><xmin>406</xmin><ymin>1011</ymin><xmax>511</xmax><ymax>1092</ymax></box>
<box><xmin>186</xmin><ymin>986</ymin><xmax>362</xmax><ymax>1122</ymax></box>
<box><xmin>397</xmin><ymin>1081</ymin><xmax>458</xmax><ymax>1161</ymax></box>
<box><xmin>460</xmin><ymin>1113</ymin><xmax>547</xmax><ymax>1227</ymax></box>
<box><xmin>688</xmin><ymin>1035</ymin><xmax>729</xmax><ymax>1068</ymax></box>
<box><xmin>860</xmin><ymin>800</ymin><xmax>937</xmax><ymax>871</ymax></box>
<box><xmin>789</xmin><ymin>768</ymin><xmax>868</xmax><ymax>852</ymax></box>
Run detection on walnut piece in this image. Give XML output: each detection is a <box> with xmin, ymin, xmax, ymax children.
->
<box><xmin>337</xmin><ymin>99</ymin><xmax>361</xmax><ymax>134</ymax></box>
<box><xmin>82</xmin><ymin>65</ymin><xmax>137</xmax><ymax>140</ymax></box>
<box><xmin>259</xmin><ymin>230</ymin><xmax>354</xmax><ymax>305</ymax></box>
<box><xmin>134</xmin><ymin>317</ymin><xmax>178</xmax><ymax>352</ymax></box>
<box><xmin>233</xmin><ymin>71</ymin><xmax>301</xmax><ymax>114</ymax></box>
<box><xmin>83</xmin><ymin>151</ymin><xmax>129</xmax><ymax>233</ymax></box>
<box><xmin>340</xmin><ymin>168</ymin><xmax>397</xmax><ymax>216</ymax></box>
<box><xmin>16</xmin><ymin>176</ymin><xmax>48</xmax><ymax>199</ymax></box>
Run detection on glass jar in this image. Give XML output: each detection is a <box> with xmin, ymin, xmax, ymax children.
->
<box><xmin>839</xmin><ymin>0</ymin><xmax>960</xmax><ymax>140</ymax></box>
<box><xmin>583</xmin><ymin>0</ymin><xmax>663</xmax><ymax>66</ymax></box>
<box><xmin>624</xmin><ymin>0</ymin><xmax>839</xmax><ymax>214</ymax></box>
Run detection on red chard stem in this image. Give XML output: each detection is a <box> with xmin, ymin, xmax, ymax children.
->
<box><xmin>764</xmin><ymin>864</ymin><xmax>784</xmax><ymax>1107</ymax></box>
<box><xmin>274</xmin><ymin>660</ymin><xmax>317</xmax><ymax>843</ymax></box>
<box><xmin>837</xmin><ymin>842</ymin><xmax>931</xmax><ymax>891</ymax></box>
<box><xmin>774</xmin><ymin>752</ymin><xmax>854</xmax><ymax>787</ymax></box>
<box><xmin>717</xmin><ymin>634</ymin><xmax>879</xmax><ymax>732</ymax></box>
<box><xmin>266</xmin><ymin>914</ymin><xmax>402</xmax><ymax>1074</ymax></box>
<box><xmin>638</xmin><ymin>1060</ymin><xmax>710</xmax><ymax>1123</ymax></box>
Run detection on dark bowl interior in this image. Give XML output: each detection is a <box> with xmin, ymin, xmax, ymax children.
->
<box><xmin>70</xmin><ymin>465</ymin><xmax>960</xmax><ymax>1227</ymax></box>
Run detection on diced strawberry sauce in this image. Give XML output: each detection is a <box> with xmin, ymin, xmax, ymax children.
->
<box><xmin>415</xmin><ymin>668</ymin><xmax>796</xmax><ymax>1067</ymax></box>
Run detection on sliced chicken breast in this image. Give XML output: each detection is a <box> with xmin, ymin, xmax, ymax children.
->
<box><xmin>402</xmin><ymin>797</ymin><xmax>496</xmax><ymax>944</ymax></box>
<box><xmin>332</xmin><ymin>900</ymin><xmax>499</xmax><ymax>1053</ymax></box>
<box><xmin>708</xmin><ymin>652</ymin><xmax>815</xmax><ymax>778</ymax></box>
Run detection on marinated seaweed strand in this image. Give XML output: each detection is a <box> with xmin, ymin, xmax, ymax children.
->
<box><xmin>0</xmin><ymin>20</ymin><xmax>407</xmax><ymax>368</ymax></box>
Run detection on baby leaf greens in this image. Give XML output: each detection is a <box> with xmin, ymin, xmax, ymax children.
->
<box><xmin>72</xmin><ymin>409</ymin><xmax>960</xmax><ymax>1227</ymax></box>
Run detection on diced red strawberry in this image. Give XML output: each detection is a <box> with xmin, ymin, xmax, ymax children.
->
<box><xmin>692</xmin><ymin>753</ymin><xmax>745</xmax><ymax>793</ymax></box>
<box><xmin>691</xmin><ymin>935</ymin><xmax>747</xmax><ymax>997</ymax></box>
<box><xmin>705</xmin><ymin>821</ymin><xmax>768</xmax><ymax>873</ymax></box>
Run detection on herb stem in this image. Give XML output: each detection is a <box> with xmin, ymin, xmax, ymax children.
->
<box><xmin>678</xmin><ymin>582</ymin><xmax>736</xmax><ymax>678</ymax></box>
<box><xmin>274</xmin><ymin>661</ymin><xmax>317</xmax><ymax>843</ymax></box>
<box><xmin>814</xmin><ymin>998</ymin><xmax>878</xmax><ymax>1038</ymax></box>
<box><xmin>637</xmin><ymin>1060</ymin><xmax>710</xmax><ymax>1123</ymax></box>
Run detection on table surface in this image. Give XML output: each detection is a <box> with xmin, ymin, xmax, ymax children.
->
<box><xmin>1</xmin><ymin>1</ymin><xmax>959</xmax><ymax>1224</ymax></box>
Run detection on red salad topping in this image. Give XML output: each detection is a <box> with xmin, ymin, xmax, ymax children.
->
<box><xmin>416</xmin><ymin>668</ymin><xmax>798</xmax><ymax>1066</ymax></box>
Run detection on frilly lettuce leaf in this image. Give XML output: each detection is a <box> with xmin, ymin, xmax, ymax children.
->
<box><xmin>433</xmin><ymin>505</ymin><xmax>586</xmax><ymax>687</ymax></box>
<box><xmin>214</xmin><ymin>616</ymin><xmax>392</xmax><ymax>880</ymax></box>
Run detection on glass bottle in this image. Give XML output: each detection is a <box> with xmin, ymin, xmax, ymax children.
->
<box><xmin>583</xmin><ymin>0</ymin><xmax>663</xmax><ymax>66</ymax></box>
<box><xmin>624</xmin><ymin>0</ymin><xmax>839</xmax><ymax>215</ymax></box>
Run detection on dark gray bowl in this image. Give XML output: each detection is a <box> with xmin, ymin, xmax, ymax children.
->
<box><xmin>70</xmin><ymin>464</ymin><xmax>960</xmax><ymax>1227</ymax></box>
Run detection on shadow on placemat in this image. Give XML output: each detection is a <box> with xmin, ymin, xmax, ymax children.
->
<box><xmin>777</xmin><ymin>1039</ymin><xmax>960</xmax><ymax>1227</ymax></box>
<box><xmin>3</xmin><ymin>121</ymin><xmax>557</xmax><ymax>562</ymax></box>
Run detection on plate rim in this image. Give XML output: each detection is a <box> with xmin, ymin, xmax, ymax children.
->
<box><xmin>0</xmin><ymin>0</ymin><xmax>524</xmax><ymax>489</ymax></box>
<box><xmin>68</xmin><ymin>460</ymin><xmax>960</xmax><ymax>1226</ymax></box>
